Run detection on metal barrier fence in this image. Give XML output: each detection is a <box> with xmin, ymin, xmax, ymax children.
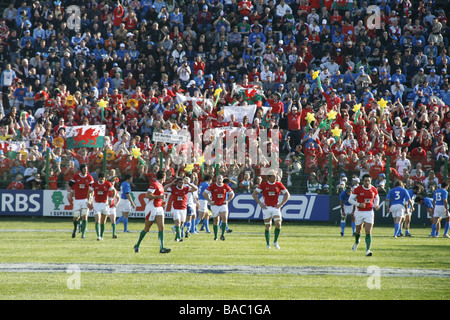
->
<box><xmin>284</xmin><ymin>154</ymin><xmax>449</xmax><ymax>199</ymax></box>
<box><xmin>1</xmin><ymin>150</ymin><xmax>448</xmax><ymax>202</ymax></box>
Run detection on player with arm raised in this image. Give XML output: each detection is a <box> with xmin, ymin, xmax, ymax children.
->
<box><xmin>431</xmin><ymin>182</ymin><xmax>449</xmax><ymax>238</ymax></box>
<box><xmin>134</xmin><ymin>171</ymin><xmax>171</xmax><ymax>253</ymax></box>
<box><xmin>385</xmin><ymin>180</ymin><xmax>412</xmax><ymax>238</ymax></box>
<box><xmin>202</xmin><ymin>175</ymin><xmax>235</xmax><ymax>241</ymax></box>
<box><xmin>68</xmin><ymin>163</ymin><xmax>94</xmax><ymax>239</ymax></box>
<box><xmin>88</xmin><ymin>172</ymin><xmax>117</xmax><ymax>241</ymax></box>
<box><xmin>165</xmin><ymin>177</ymin><xmax>198</xmax><ymax>242</ymax></box>
<box><xmin>252</xmin><ymin>170</ymin><xmax>290</xmax><ymax>249</ymax></box>
<box><xmin>348</xmin><ymin>174</ymin><xmax>380</xmax><ymax>256</ymax></box>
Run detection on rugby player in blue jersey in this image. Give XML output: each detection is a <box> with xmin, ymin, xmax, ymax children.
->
<box><xmin>386</xmin><ymin>181</ymin><xmax>413</xmax><ymax>238</ymax></box>
<box><xmin>403</xmin><ymin>185</ymin><xmax>423</xmax><ymax>236</ymax></box>
<box><xmin>414</xmin><ymin>195</ymin><xmax>435</xmax><ymax>236</ymax></box>
<box><xmin>339</xmin><ymin>186</ymin><xmax>355</xmax><ymax>236</ymax></box>
<box><xmin>431</xmin><ymin>182</ymin><xmax>449</xmax><ymax>238</ymax></box>
<box><xmin>197</xmin><ymin>175</ymin><xmax>212</xmax><ymax>233</ymax></box>
<box><xmin>116</xmin><ymin>174</ymin><xmax>136</xmax><ymax>233</ymax></box>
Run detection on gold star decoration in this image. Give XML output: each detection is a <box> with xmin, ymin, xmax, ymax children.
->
<box><xmin>184</xmin><ymin>163</ymin><xmax>195</xmax><ymax>173</ymax></box>
<box><xmin>130</xmin><ymin>147</ymin><xmax>142</xmax><ymax>159</ymax></box>
<box><xmin>196</xmin><ymin>155</ymin><xmax>205</xmax><ymax>165</ymax></box>
<box><xmin>331</xmin><ymin>126</ymin><xmax>342</xmax><ymax>138</ymax></box>
<box><xmin>378</xmin><ymin>98</ymin><xmax>388</xmax><ymax>110</ymax></box>
<box><xmin>312</xmin><ymin>70</ymin><xmax>320</xmax><ymax>80</ymax></box>
<box><xmin>352</xmin><ymin>103</ymin><xmax>361</xmax><ymax>113</ymax></box>
<box><xmin>305</xmin><ymin>112</ymin><xmax>316</xmax><ymax>123</ymax></box>
<box><xmin>97</xmin><ymin>99</ymin><xmax>108</xmax><ymax>109</ymax></box>
<box><xmin>326</xmin><ymin>109</ymin><xmax>338</xmax><ymax>121</ymax></box>
<box><xmin>176</xmin><ymin>104</ymin><xmax>186</xmax><ymax>113</ymax></box>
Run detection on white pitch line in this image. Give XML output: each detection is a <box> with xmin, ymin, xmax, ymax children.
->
<box><xmin>0</xmin><ymin>263</ymin><xmax>448</xmax><ymax>278</ymax></box>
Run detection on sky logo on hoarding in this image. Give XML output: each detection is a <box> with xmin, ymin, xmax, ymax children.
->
<box><xmin>229</xmin><ymin>194</ymin><xmax>329</xmax><ymax>221</ymax></box>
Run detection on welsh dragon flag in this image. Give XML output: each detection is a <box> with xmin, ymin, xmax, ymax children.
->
<box><xmin>66</xmin><ymin>125</ymin><xmax>106</xmax><ymax>149</ymax></box>
<box><xmin>232</xmin><ymin>84</ymin><xmax>264</xmax><ymax>104</ymax></box>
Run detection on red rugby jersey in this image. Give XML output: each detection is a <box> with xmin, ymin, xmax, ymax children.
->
<box><xmin>70</xmin><ymin>173</ymin><xmax>94</xmax><ymax>200</ymax></box>
<box><xmin>352</xmin><ymin>185</ymin><xmax>378</xmax><ymax>211</ymax></box>
<box><xmin>91</xmin><ymin>180</ymin><xmax>113</xmax><ymax>203</ymax></box>
<box><xmin>206</xmin><ymin>183</ymin><xmax>232</xmax><ymax>206</ymax></box>
<box><xmin>147</xmin><ymin>180</ymin><xmax>165</xmax><ymax>208</ymax></box>
<box><xmin>256</xmin><ymin>181</ymin><xmax>287</xmax><ymax>207</ymax></box>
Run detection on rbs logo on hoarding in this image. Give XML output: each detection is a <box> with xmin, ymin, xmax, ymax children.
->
<box><xmin>0</xmin><ymin>191</ymin><xmax>43</xmax><ymax>216</ymax></box>
<box><xmin>229</xmin><ymin>194</ymin><xmax>329</xmax><ymax>221</ymax></box>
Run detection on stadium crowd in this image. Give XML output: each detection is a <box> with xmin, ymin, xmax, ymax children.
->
<box><xmin>0</xmin><ymin>0</ymin><xmax>449</xmax><ymax>197</ymax></box>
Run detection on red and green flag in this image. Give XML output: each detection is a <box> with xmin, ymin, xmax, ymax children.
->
<box><xmin>66</xmin><ymin>125</ymin><xmax>106</xmax><ymax>149</ymax></box>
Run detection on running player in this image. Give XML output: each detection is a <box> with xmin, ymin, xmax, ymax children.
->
<box><xmin>339</xmin><ymin>186</ymin><xmax>355</xmax><ymax>236</ymax></box>
<box><xmin>134</xmin><ymin>171</ymin><xmax>171</xmax><ymax>253</ymax></box>
<box><xmin>385</xmin><ymin>181</ymin><xmax>413</xmax><ymax>238</ymax></box>
<box><xmin>165</xmin><ymin>177</ymin><xmax>198</xmax><ymax>242</ymax></box>
<box><xmin>431</xmin><ymin>182</ymin><xmax>449</xmax><ymax>238</ymax></box>
<box><xmin>404</xmin><ymin>185</ymin><xmax>423</xmax><ymax>237</ymax></box>
<box><xmin>252</xmin><ymin>170</ymin><xmax>290</xmax><ymax>249</ymax></box>
<box><xmin>116</xmin><ymin>174</ymin><xmax>136</xmax><ymax>232</ymax></box>
<box><xmin>89</xmin><ymin>172</ymin><xmax>117</xmax><ymax>241</ymax></box>
<box><xmin>197</xmin><ymin>175</ymin><xmax>212</xmax><ymax>233</ymax></box>
<box><xmin>202</xmin><ymin>175</ymin><xmax>235</xmax><ymax>241</ymax></box>
<box><xmin>68</xmin><ymin>164</ymin><xmax>94</xmax><ymax>238</ymax></box>
<box><xmin>348</xmin><ymin>174</ymin><xmax>380</xmax><ymax>256</ymax></box>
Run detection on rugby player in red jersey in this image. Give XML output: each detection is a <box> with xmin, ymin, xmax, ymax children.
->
<box><xmin>252</xmin><ymin>170</ymin><xmax>290</xmax><ymax>249</ymax></box>
<box><xmin>202</xmin><ymin>175</ymin><xmax>235</xmax><ymax>241</ymax></box>
<box><xmin>68</xmin><ymin>164</ymin><xmax>94</xmax><ymax>238</ymax></box>
<box><xmin>88</xmin><ymin>172</ymin><xmax>116</xmax><ymax>241</ymax></box>
<box><xmin>348</xmin><ymin>174</ymin><xmax>380</xmax><ymax>256</ymax></box>
<box><xmin>165</xmin><ymin>177</ymin><xmax>198</xmax><ymax>242</ymax></box>
<box><xmin>107</xmin><ymin>177</ymin><xmax>120</xmax><ymax>239</ymax></box>
<box><xmin>134</xmin><ymin>171</ymin><xmax>171</xmax><ymax>253</ymax></box>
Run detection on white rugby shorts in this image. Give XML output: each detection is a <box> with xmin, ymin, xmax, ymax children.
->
<box><xmin>262</xmin><ymin>206</ymin><xmax>282</xmax><ymax>220</ymax></box>
<box><xmin>433</xmin><ymin>205</ymin><xmax>448</xmax><ymax>219</ymax></box>
<box><xmin>146</xmin><ymin>205</ymin><xmax>164</xmax><ymax>222</ymax></box>
<box><xmin>211</xmin><ymin>204</ymin><xmax>228</xmax><ymax>218</ymax></box>
<box><xmin>354</xmin><ymin>209</ymin><xmax>374</xmax><ymax>225</ymax></box>
<box><xmin>117</xmin><ymin>199</ymin><xmax>131</xmax><ymax>215</ymax></box>
<box><xmin>172</xmin><ymin>209</ymin><xmax>187</xmax><ymax>222</ymax></box>
<box><xmin>390</xmin><ymin>204</ymin><xmax>405</xmax><ymax>218</ymax></box>
<box><xmin>93</xmin><ymin>202</ymin><xmax>109</xmax><ymax>216</ymax></box>
<box><xmin>73</xmin><ymin>199</ymin><xmax>89</xmax><ymax>218</ymax></box>
<box><xmin>198</xmin><ymin>199</ymin><xmax>209</xmax><ymax>212</ymax></box>
<box><xmin>342</xmin><ymin>204</ymin><xmax>354</xmax><ymax>216</ymax></box>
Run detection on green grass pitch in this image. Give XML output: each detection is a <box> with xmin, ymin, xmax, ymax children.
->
<box><xmin>0</xmin><ymin>217</ymin><xmax>448</xmax><ymax>300</ymax></box>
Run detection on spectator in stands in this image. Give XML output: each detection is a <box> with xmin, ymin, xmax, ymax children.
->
<box><xmin>7</xmin><ymin>173</ymin><xmax>24</xmax><ymax>189</ymax></box>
